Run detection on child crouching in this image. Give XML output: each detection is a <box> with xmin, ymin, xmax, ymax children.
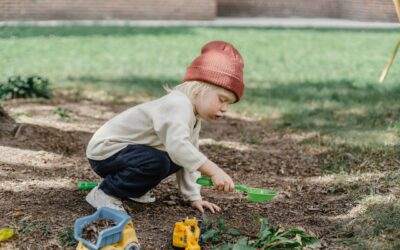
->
<box><xmin>85</xmin><ymin>40</ymin><xmax>245</xmax><ymax>213</ymax></box>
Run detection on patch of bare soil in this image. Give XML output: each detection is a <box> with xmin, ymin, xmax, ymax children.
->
<box><xmin>0</xmin><ymin>95</ymin><xmax>355</xmax><ymax>249</ymax></box>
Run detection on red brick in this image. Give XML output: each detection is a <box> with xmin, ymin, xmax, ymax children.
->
<box><xmin>0</xmin><ymin>0</ymin><xmax>217</xmax><ymax>20</ymax></box>
<box><xmin>218</xmin><ymin>0</ymin><xmax>398</xmax><ymax>22</ymax></box>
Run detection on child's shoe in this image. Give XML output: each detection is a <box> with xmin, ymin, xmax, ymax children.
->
<box><xmin>129</xmin><ymin>191</ymin><xmax>156</xmax><ymax>203</ymax></box>
<box><xmin>85</xmin><ymin>186</ymin><xmax>126</xmax><ymax>213</ymax></box>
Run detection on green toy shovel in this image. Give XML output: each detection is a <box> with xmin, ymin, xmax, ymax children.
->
<box><xmin>196</xmin><ymin>176</ymin><xmax>276</xmax><ymax>203</ymax></box>
<box><xmin>77</xmin><ymin>181</ymin><xmax>98</xmax><ymax>190</ymax></box>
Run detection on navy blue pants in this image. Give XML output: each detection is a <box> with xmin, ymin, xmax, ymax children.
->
<box><xmin>88</xmin><ymin>144</ymin><xmax>182</xmax><ymax>199</ymax></box>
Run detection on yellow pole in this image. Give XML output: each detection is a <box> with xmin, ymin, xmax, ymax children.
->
<box><xmin>394</xmin><ymin>0</ymin><xmax>400</xmax><ymax>22</ymax></box>
<box><xmin>379</xmin><ymin>39</ymin><xmax>400</xmax><ymax>82</ymax></box>
<box><xmin>378</xmin><ymin>0</ymin><xmax>400</xmax><ymax>83</ymax></box>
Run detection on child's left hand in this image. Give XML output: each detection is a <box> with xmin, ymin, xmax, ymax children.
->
<box><xmin>191</xmin><ymin>200</ymin><xmax>221</xmax><ymax>213</ymax></box>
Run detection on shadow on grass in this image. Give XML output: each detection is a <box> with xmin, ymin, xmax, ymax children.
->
<box><xmin>0</xmin><ymin>26</ymin><xmax>195</xmax><ymax>38</ymax></box>
<box><xmin>245</xmin><ymin>79</ymin><xmax>400</xmax><ymax>132</ymax></box>
<box><xmin>316</xmin><ymin>142</ymin><xmax>400</xmax><ymax>174</ymax></box>
<box><xmin>241</xmin><ymin>79</ymin><xmax>399</xmax><ymax>175</ymax></box>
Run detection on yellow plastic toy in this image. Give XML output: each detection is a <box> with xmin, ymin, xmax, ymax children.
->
<box><xmin>172</xmin><ymin>218</ymin><xmax>201</xmax><ymax>250</ymax></box>
<box><xmin>76</xmin><ymin>221</ymin><xmax>140</xmax><ymax>250</ymax></box>
<box><xmin>0</xmin><ymin>228</ymin><xmax>14</xmax><ymax>242</ymax></box>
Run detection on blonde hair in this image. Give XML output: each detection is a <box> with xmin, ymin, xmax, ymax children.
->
<box><xmin>164</xmin><ymin>81</ymin><xmax>220</xmax><ymax>102</ymax></box>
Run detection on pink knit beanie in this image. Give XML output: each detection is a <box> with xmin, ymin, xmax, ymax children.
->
<box><xmin>183</xmin><ymin>41</ymin><xmax>245</xmax><ymax>101</ymax></box>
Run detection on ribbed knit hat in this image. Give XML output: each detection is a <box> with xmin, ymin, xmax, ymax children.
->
<box><xmin>183</xmin><ymin>41</ymin><xmax>245</xmax><ymax>101</ymax></box>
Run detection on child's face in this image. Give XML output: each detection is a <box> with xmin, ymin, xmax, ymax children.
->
<box><xmin>194</xmin><ymin>86</ymin><xmax>236</xmax><ymax>121</ymax></box>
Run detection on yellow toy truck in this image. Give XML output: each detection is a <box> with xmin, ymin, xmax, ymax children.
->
<box><xmin>172</xmin><ymin>217</ymin><xmax>201</xmax><ymax>250</ymax></box>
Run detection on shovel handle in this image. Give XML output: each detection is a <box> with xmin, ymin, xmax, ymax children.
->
<box><xmin>77</xmin><ymin>181</ymin><xmax>98</xmax><ymax>190</ymax></box>
<box><xmin>196</xmin><ymin>176</ymin><xmax>213</xmax><ymax>187</ymax></box>
<box><xmin>196</xmin><ymin>177</ymin><xmax>248</xmax><ymax>192</ymax></box>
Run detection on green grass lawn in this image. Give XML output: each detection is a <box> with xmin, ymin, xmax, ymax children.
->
<box><xmin>1</xmin><ymin>26</ymin><xmax>400</xmax><ymax>248</ymax></box>
<box><xmin>1</xmin><ymin>26</ymin><xmax>399</xmax><ymax>140</ymax></box>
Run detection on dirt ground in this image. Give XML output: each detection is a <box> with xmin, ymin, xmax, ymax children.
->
<box><xmin>0</xmin><ymin>92</ymin><xmax>354</xmax><ymax>249</ymax></box>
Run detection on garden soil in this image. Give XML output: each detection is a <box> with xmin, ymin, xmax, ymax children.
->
<box><xmin>0</xmin><ymin>93</ymin><xmax>353</xmax><ymax>249</ymax></box>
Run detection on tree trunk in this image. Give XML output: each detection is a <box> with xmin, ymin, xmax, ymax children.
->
<box><xmin>0</xmin><ymin>106</ymin><xmax>16</xmax><ymax>134</ymax></box>
<box><xmin>1</xmin><ymin>106</ymin><xmax>11</xmax><ymax>120</ymax></box>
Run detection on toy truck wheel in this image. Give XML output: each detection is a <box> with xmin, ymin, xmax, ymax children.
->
<box><xmin>124</xmin><ymin>243</ymin><xmax>141</xmax><ymax>250</ymax></box>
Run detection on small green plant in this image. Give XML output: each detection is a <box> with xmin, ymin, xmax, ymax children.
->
<box><xmin>203</xmin><ymin>217</ymin><xmax>318</xmax><ymax>249</ymax></box>
<box><xmin>0</xmin><ymin>75</ymin><xmax>52</xmax><ymax>100</ymax></box>
<box><xmin>202</xmin><ymin>217</ymin><xmax>242</xmax><ymax>245</ymax></box>
<box><xmin>53</xmin><ymin>107</ymin><xmax>71</xmax><ymax>120</ymax></box>
<box><xmin>58</xmin><ymin>227</ymin><xmax>77</xmax><ymax>247</ymax></box>
<box><xmin>17</xmin><ymin>219</ymin><xmax>51</xmax><ymax>238</ymax></box>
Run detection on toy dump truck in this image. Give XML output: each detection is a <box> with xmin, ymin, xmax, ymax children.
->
<box><xmin>172</xmin><ymin>217</ymin><xmax>201</xmax><ymax>250</ymax></box>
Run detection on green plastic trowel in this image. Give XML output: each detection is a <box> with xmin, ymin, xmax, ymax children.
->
<box><xmin>196</xmin><ymin>176</ymin><xmax>277</xmax><ymax>203</ymax></box>
<box><xmin>77</xmin><ymin>181</ymin><xmax>98</xmax><ymax>190</ymax></box>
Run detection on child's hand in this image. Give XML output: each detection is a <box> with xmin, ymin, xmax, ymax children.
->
<box><xmin>211</xmin><ymin>170</ymin><xmax>235</xmax><ymax>192</ymax></box>
<box><xmin>198</xmin><ymin>159</ymin><xmax>234</xmax><ymax>192</ymax></box>
<box><xmin>191</xmin><ymin>199</ymin><xmax>221</xmax><ymax>213</ymax></box>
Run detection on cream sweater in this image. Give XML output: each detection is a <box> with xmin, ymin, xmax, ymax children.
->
<box><xmin>86</xmin><ymin>90</ymin><xmax>207</xmax><ymax>201</ymax></box>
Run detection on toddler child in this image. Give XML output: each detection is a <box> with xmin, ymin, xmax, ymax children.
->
<box><xmin>85</xmin><ymin>40</ymin><xmax>245</xmax><ymax>213</ymax></box>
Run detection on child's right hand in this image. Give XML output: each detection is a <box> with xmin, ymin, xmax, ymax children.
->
<box><xmin>211</xmin><ymin>169</ymin><xmax>235</xmax><ymax>192</ymax></box>
<box><xmin>198</xmin><ymin>159</ymin><xmax>235</xmax><ymax>192</ymax></box>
